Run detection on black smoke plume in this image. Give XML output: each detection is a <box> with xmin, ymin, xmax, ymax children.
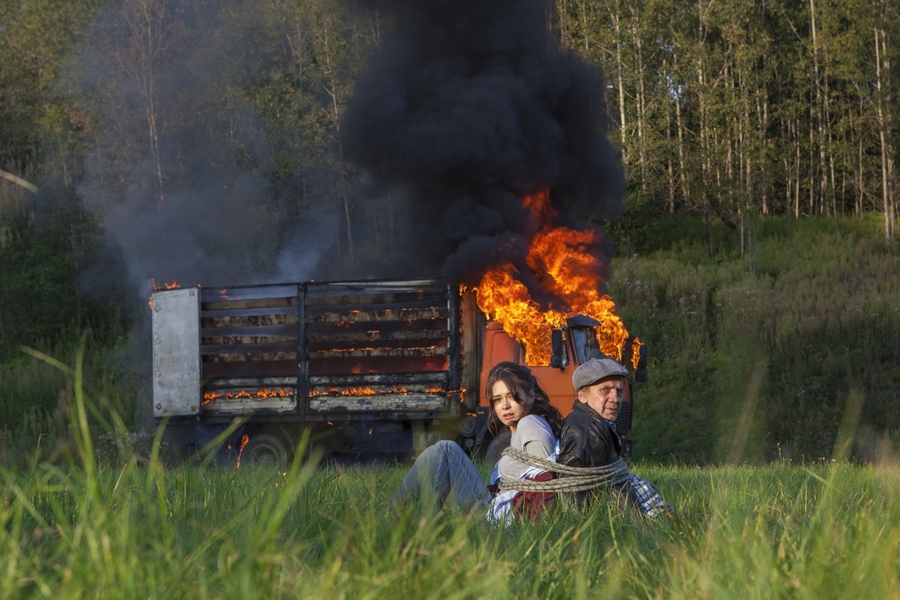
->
<box><xmin>342</xmin><ymin>0</ymin><xmax>624</xmax><ymax>286</ymax></box>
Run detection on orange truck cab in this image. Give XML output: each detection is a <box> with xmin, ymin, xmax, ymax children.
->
<box><xmin>476</xmin><ymin>316</ymin><xmax>647</xmax><ymax>461</ymax></box>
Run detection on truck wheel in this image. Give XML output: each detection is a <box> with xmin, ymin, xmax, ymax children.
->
<box><xmin>485</xmin><ymin>430</ymin><xmax>511</xmax><ymax>466</ymax></box>
<box><xmin>240</xmin><ymin>434</ymin><xmax>288</xmax><ymax>467</ymax></box>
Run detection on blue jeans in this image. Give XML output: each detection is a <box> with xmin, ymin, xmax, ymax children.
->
<box><xmin>393</xmin><ymin>440</ymin><xmax>491</xmax><ymax>513</ymax></box>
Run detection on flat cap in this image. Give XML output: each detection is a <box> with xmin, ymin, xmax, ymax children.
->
<box><xmin>572</xmin><ymin>358</ymin><xmax>629</xmax><ymax>391</ymax></box>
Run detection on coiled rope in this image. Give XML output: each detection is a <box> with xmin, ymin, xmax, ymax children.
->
<box><xmin>496</xmin><ymin>447</ymin><xmax>630</xmax><ymax>493</ymax></box>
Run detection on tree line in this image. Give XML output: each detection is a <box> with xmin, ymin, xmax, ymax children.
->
<box><xmin>555</xmin><ymin>0</ymin><xmax>899</xmax><ymax>245</ymax></box>
<box><xmin>3</xmin><ymin>0</ymin><xmax>900</xmax><ymax>232</ymax></box>
<box><xmin>1</xmin><ymin>0</ymin><xmax>899</xmax><ymax>338</ymax></box>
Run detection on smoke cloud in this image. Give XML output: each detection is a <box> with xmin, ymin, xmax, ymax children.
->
<box><xmin>342</xmin><ymin>0</ymin><xmax>624</xmax><ymax>285</ymax></box>
<box><xmin>72</xmin><ymin>0</ymin><xmax>330</xmax><ymax>299</ymax></box>
<box><xmin>69</xmin><ymin>0</ymin><xmax>623</xmax><ymax>304</ymax></box>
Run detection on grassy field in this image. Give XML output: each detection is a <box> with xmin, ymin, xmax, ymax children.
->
<box><xmin>2</xmin><ymin>355</ymin><xmax>899</xmax><ymax>599</ymax></box>
<box><xmin>2</xmin><ymin>214</ymin><xmax>900</xmax><ymax>597</ymax></box>
<box><xmin>4</xmin><ymin>447</ymin><xmax>900</xmax><ymax>599</ymax></box>
<box><xmin>3</xmin><ymin>331</ymin><xmax>900</xmax><ymax>599</ymax></box>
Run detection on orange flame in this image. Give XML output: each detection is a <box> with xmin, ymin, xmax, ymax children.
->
<box><xmin>631</xmin><ymin>337</ymin><xmax>643</xmax><ymax>370</ymax></box>
<box><xmin>149</xmin><ymin>278</ymin><xmax>180</xmax><ymax>291</ymax></box>
<box><xmin>476</xmin><ymin>189</ymin><xmax>629</xmax><ymax>365</ymax></box>
<box><xmin>203</xmin><ymin>388</ymin><xmax>293</xmax><ymax>404</ymax></box>
<box><xmin>147</xmin><ymin>279</ymin><xmax>182</xmax><ymax>309</ymax></box>
<box><xmin>308</xmin><ymin>385</ymin><xmax>446</xmax><ymax>397</ymax></box>
<box><xmin>236</xmin><ymin>434</ymin><xmax>250</xmax><ymax>468</ymax></box>
<box><xmin>311</xmin><ymin>385</ymin><xmax>403</xmax><ymax>397</ymax></box>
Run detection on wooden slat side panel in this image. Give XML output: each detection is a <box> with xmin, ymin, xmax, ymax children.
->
<box><xmin>306</xmin><ymin>307</ymin><xmax>449</xmax><ymax>324</ymax></box>
<box><xmin>204</xmin><ymin>377</ymin><xmax>297</xmax><ymax>388</ymax></box>
<box><xmin>307</xmin><ymin>356</ymin><xmax>448</xmax><ymax>376</ymax></box>
<box><xmin>202</xmin><ymin>297</ymin><xmax>299</xmax><ymax>311</ymax></box>
<box><xmin>309</xmin><ymin>347</ymin><xmax>448</xmax><ymax>359</ymax></box>
<box><xmin>308</xmin><ymin>372</ymin><xmax>448</xmax><ymax>386</ymax></box>
<box><xmin>200</xmin><ymin>284</ymin><xmax>299</xmax><ymax>302</ymax></box>
<box><xmin>306</xmin><ymin>329</ymin><xmax>450</xmax><ymax>343</ymax></box>
<box><xmin>202</xmin><ymin>360</ymin><xmax>300</xmax><ymax>379</ymax></box>
<box><xmin>202</xmin><ymin>398</ymin><xmax>297</xmax><ymax>414</ymax></box>
<box><xmin>201</xmin><ymin>307</ymin><xmax>300</xmax><ymax>318</ymax></box>
<box><xmin>308</xmin><ymin>395</ymin><xmax>446</xmax><ymax>413</ymax></box>
<box><xmin>201</xmin><ymin>324</ymin><xmax>299</xmax><ymax>337</ymax></box>
<box><xmin>202</xmin><ymin>342</ymin><xmax>299</xmax><ymax>355</ymax></box>
<box><xmin>305</xmin><ymin>289</ymin><xmax>447</xmax><ymax>307</ymax></box>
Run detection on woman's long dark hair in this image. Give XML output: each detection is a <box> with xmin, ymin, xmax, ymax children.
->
<box><xmin>484</xmin><ymin>361</ymin><xmax>563</xmax><ymax>438</ymax></box>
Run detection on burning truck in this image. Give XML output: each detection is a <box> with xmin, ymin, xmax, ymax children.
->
<box><xmin>151</xmin><ymin>278</ymin><xmax>645</xmax><ymax>466</ymax></box>
<box><xmin>151</xmin><ymin>195</ymin><xmax>647</xmax><ymax>466</ymax></box>
<box><xmin>141</xmin><ymin>0</ymin><xmax>636</xmax><ymax>466</ymax></box>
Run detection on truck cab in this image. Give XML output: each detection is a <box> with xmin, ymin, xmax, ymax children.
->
<box><xmin>477</xmin><ymin>316</ymin><xmax>646</xmax><ymax>460</ymax></box>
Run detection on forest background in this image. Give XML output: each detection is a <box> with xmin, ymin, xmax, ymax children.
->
<box><xmin>1</xmin><ymin>0</ymin><xmax>899</xmax><ymax>465</ymax></box>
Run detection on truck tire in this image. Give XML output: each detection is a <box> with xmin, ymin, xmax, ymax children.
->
<box><xmin>485</xmin><ymin>430</ymin><xmax>511</xmax><ymax>466</ymax></box>
<box><xmin>240</xmin><ymin>434</ymin><xmax>288</xmax><ymax>467</ymax></box>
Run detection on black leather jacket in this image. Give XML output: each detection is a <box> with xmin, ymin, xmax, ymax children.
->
<box><xmin>558</xmin><ymin>401</ymin><xmax>622</xmax><ymax>467</ymax></box>
<box><xmin>557</xmin><ymin>401</ymin><xmax>624</xmax><ymax>505</ymax></box>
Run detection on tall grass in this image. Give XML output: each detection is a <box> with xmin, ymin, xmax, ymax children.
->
<box><xmin>2</xmin><ymin>345</ymin><xmax>900</xmax><ymax>598</ymax></box>
<box><xmin>0</xmin><ymin>327</ymin><xmax>140</xmax><ymax>468</ymax></box>
<box><xmin>5</xmin><ymin>452</ymin><xmax>900</xmax><ymax>596</ymax></box>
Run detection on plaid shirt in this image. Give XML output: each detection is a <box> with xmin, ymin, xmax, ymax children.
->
<box><xmin>606</xmin><ymin>419</ymin><xmax>674</xmax><ymax>517</ymax></box>
<box><xmin>625</xmin><ymin>473</ymin><xmax>671</xmax><ymax>517</ymax></box>
<box><xmin>605</xmin><ymin>420</ymin><xmax>671</xmax><ymax>518</ymax></box>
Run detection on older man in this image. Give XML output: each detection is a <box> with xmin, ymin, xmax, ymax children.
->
<box><xmin>557</xmin><ymin>358</ymin><xmax>669</xmax><ymax>516</ymax></box>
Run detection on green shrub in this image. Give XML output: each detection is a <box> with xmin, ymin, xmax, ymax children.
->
<box><xmin>612</xmin><ymin>215</ymin><xmax>900</xmax><ymax>463</ymax></box>
<box><xmin>0</xmin><ymin>337</ymin><xmax>140</xmax><ymax>467</ymax></box>
<box><xmin>0</xmin><ymin>183</ymin><xmax>136</xmax><ymax>464</ymax></box>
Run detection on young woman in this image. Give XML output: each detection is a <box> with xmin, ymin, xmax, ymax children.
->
<box><xmin>392</xmin><ymin>362</ymin><xmax>563</xmax><ymax>523</ymax></box>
